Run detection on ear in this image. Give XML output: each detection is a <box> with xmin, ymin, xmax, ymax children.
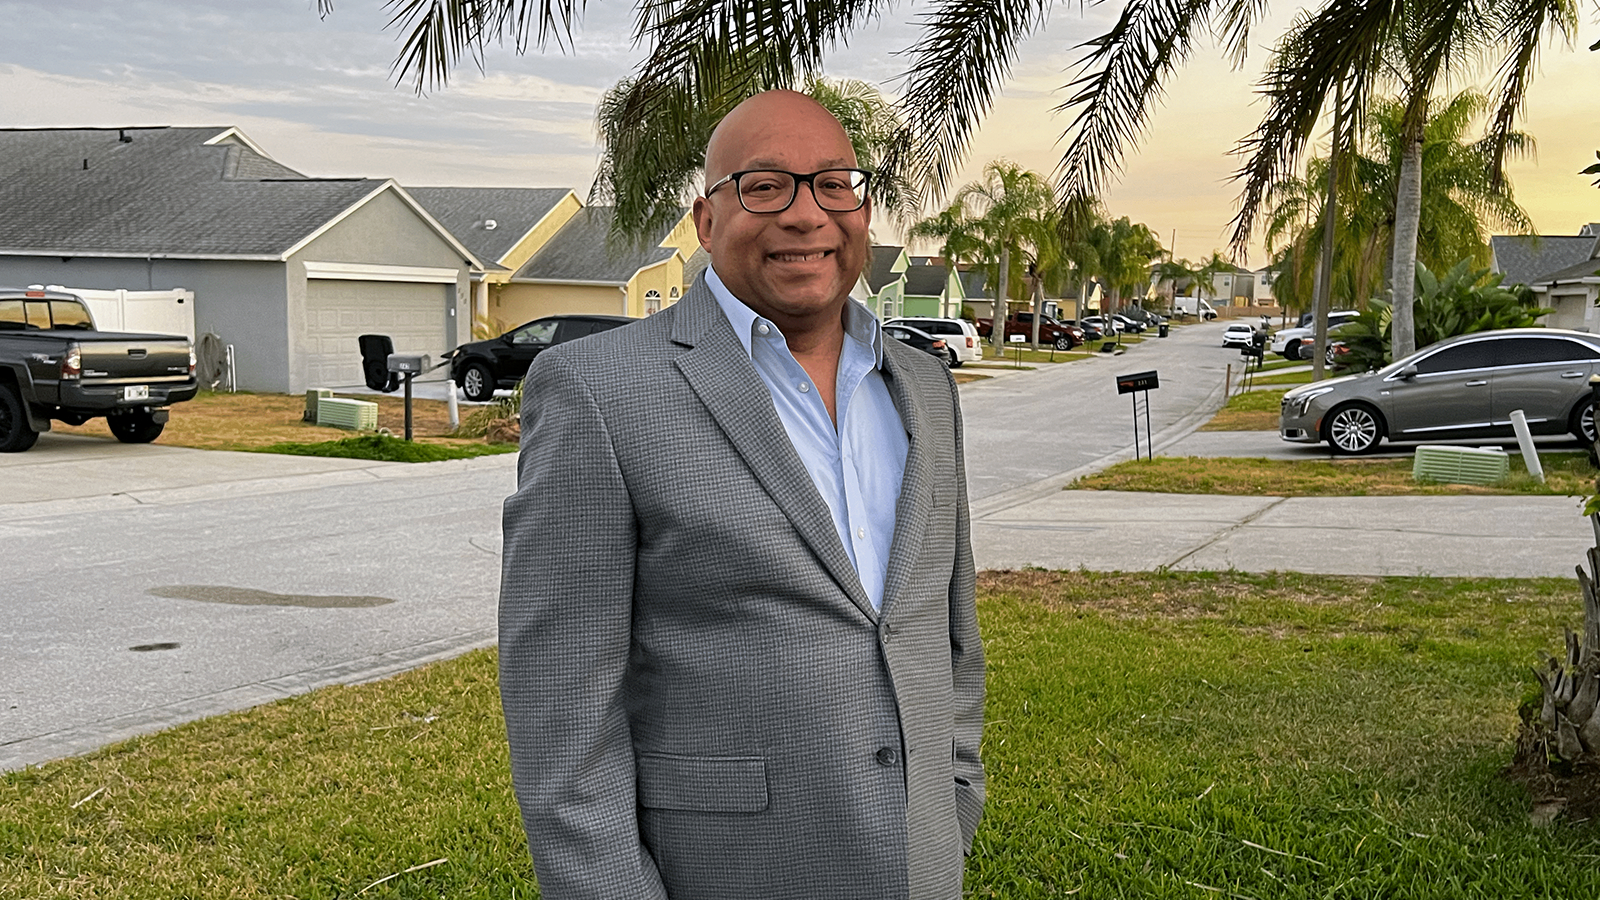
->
<box><xmin>692</xmin><ymin>196</ymin><xmax>714</xmax><ymax>252</ymax></box>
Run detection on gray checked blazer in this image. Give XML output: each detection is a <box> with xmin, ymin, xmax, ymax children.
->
<box><xmin>498</xmin><ymin>275</ymin><xmax>985</xmax><ymax>900</ymax></box>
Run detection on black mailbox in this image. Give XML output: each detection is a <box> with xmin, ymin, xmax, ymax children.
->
<box><xmin>358</xmin><ymin>334</ymin><xmax>399</xmax><ymax>393</ymax></box>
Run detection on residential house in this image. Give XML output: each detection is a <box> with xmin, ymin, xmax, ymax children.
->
<box><xmin>0</xmin><ymin>126</ymin><xmax>481</xmax><ymax>394</ymax></box>
<box><xmin>1493</xmin><ymin>226</ymin><xmax>1600</xmax><ymax>331</ymax></box>
<box><xmin>506</xmin><ymin>205</ymin><xmax>697</xmax><ymax>323</ymax></box>
<box><xmin>407</xmin><ymin>186</ymin><xmax>577</xmax><ymax>334</ymax></box>
<box><xmin>901</xmin><ymin>257</ymin><xmax>970</xmax><ymax>319</ymax></box>
<box><xmin>863</xmin><ymin>245</ymin><xmax>910</xmax><ymax>318</ymax></box>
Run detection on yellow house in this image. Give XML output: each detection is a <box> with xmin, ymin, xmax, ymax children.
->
<box><xmin>507</xmin><ymin>205</ymin><xmax>695</xmax><ymax>323</ymax></box>
<box><xmin>410</xmin><ymin>187</ymin><xmax>696</xmax><ymax>334</ymax></box>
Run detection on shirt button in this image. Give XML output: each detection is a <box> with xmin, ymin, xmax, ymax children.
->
<box><xmin>757</xmin><ymin>323</ymin><xmax>770</xmax><ymax>336</ymax></box>
<box><xmin>856</xmin><ymin>527</ymin><xmax>865</xmax><ymax>539</ymax></box>
<box><xmin>798</xmin><ymin>382</ymin><xmax>810</xmax><ymax>393</ymax></box>
<box><xmin>876</xmin><ymin>747</ymin><xmax>899</xmax><ymax>766</ymax></box>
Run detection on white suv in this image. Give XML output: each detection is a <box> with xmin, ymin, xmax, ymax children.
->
<box><xmin>884</xmin><ymin>317</ymin><xmax>983</xmax><ymax>367</ymax></box>
<box><xmin>1270</xmin><ymin>310</ymin><xmax>1360</xmax><ymax>360</ymax></box>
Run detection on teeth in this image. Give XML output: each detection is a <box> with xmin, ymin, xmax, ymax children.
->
<box><xmin>772</xmin><ymin>251</ymin><xmax>827</xmax><ymax>262</ymax></box>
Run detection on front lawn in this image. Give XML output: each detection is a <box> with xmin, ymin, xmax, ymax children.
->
<box><xmin>51</xmin><ymin>390</ymin><xmax>509</xmax><ymax>453</ymax></box>
<box><xmin>4</xmin><ymin>571</ymin><xmax>1595</xmax><ymax>898</ymax></box>
<box><xmin>1072</xmin><ymin>452</ymin><xmax>1596</xmax><ymax>497</ymax></box>
<box><xmin>1200</xmin><ymin>388</ymin><xmax>1287</xmax><ymax>432</ymax></box>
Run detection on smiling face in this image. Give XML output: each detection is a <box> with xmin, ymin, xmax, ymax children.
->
<box><xmin>693</xmin><ymin>91</ymin><xmax>870</xmax><ymax>330</ymax></box>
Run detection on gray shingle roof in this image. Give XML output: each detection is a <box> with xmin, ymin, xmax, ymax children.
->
<box><xmin>959</xmin><ymin>270</ymin><xmax>989</xmax><ymax>299</ymax></box>
<box><xmin>1530</xmin><ymin>256</ymin><xmax>1600</xmax><ymax>285</ymax></box>
<box><xmin>1491</xmin><ymin>234</ymin><xmax>1599</xmax><ymax>286</ymax></box>
<box><xmin>407</xmin><ymin>187</ymin><xmax>572</xmax><ymax>265</ymax></box>
<box><xmin>866</xmin><ymin>245</ymin><xmax>905</xmax><ymax>292</ymax></box>
<box><xmin>512</xmin><ymin>206</ymin><xmax>679</xmax><ymax>283</ymax></box>
<box><xmin>0</xmin><ymin>126</ymin><xmax>392</xmax><ymax>258</ymax></box>
<box><xmin>904</xmin><ymin>263</ymin><xmax>949</xmax><ymax>297</ymax></box>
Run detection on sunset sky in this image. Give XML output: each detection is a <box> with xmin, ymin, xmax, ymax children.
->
<box><xmin>3</xmin><ymin>0</ymin><xmax>1595</xmax><ymax>265</ymax></box>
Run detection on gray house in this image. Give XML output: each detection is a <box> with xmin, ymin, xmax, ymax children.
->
<box><xmin>1491</xmin><ymin>227</ymin><xmax>1600</xmax><ymax>332</ymax></box>
<box><xmin>0</xmin><ymin>126</ymin><xmax>482</xmax><ymax>393</ymax></box>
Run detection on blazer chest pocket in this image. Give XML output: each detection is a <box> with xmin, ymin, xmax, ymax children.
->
<box><xmin>637</xmin><ymin>753</ymin><xmax>769</xmax><ymax>812</ymax></box>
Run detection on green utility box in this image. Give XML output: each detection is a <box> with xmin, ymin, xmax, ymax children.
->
<box><xmin>1412</xmin><ymin>445</ymin><xmax>1510</xmax><ymax>485</ymax></box>
<box><xmin>316</xmin><ymin>397</ymin><xmax>379</xmax><ymax>432</ymax></box>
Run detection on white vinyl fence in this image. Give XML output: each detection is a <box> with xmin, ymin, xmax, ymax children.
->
<box><xmin>47</xmin><ymin>286</ymin><xmax>196</xmax><ymax>340</ymax></box>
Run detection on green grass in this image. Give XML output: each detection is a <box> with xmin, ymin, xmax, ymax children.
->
<box><xmin>1201</xmin><ymin>388</ymin><xmax>1289</xmax><ymax>431</ymax></box>
<box><xmin>252</xmin><ymin>433</ymin><xmax>517</xmax><ymax>463</ymax></box>
<box><xmin>1252</xmin><ymin>368</ymin><xmax>1315</xmax><ymax>386</ymax></box>
<box><xmin>1072</xmin><ymin>451</ymin><xmax>1598</xmax><ymax>497</ymax></box>
<box><xmin>4</xmin><ymin>572</ymin><xmax>1596</xmax><ymax>898</ymax></box>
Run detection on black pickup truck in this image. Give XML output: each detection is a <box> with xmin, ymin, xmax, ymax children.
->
<box><xmin>0</xmin><ymin>287</ymin><xmax>197</xmax><ymax>452</ymax></box>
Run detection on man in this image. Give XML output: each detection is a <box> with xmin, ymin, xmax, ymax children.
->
<box><xmin>498</xmin><ymin>90</ymin><xmax>983</xmax><ymax>900</ymax></box>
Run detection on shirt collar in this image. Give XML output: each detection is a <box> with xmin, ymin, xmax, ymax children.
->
<box><xmin>705</xmin><ymin>265</ymin><xmax>884</xmax><ymax>368</ymax></box>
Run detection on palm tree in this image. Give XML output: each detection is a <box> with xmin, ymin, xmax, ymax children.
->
<box><xmin>1262</xmin><ymin>91</ymin><xmax>1534</xmax><ymax>313</ymax></box>
<box><xmin>1088</xmin><ymin>217</ymin><xmax>1166</xmax><ymax>322</ymax></box>
<box><xmin>592</xmin><ymin>75</ymin><xmax>921</xmax><ymax>244</ymax></box>
<box><xmin>1152</xmin><ymin>257</ymin><xmax>1197</xmax><ymax>311</ymax></box>
<box><xmin>324</xmin><ymin>0</ymin><xmax>1576</xmax><ymax>317</ymax></box>
<box><xmin>915</xmin><ymin>161</ymin><xmax>1056</xmax><ymax>354</ymax></box>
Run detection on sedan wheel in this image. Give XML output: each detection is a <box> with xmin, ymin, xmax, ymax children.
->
<box><xmin>461</xmin><ymin>362</ymin><xmax>496</xmax><ymax>402</ymax></box>
<box><xmin>1325</xmin><ymin>404</ymin><xmax>1382</xmax><ymax>455</ymax></box>
<box><xmin>1570</xmin><ymin>401</ymin><xmax>1597</xmax><ymax>444</ymax></box>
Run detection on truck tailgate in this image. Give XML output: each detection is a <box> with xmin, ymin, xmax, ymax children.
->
<box><xmin>79</xmin><ymin>336</ymin><xmax>191</xmax><ymax>383</ymax></box>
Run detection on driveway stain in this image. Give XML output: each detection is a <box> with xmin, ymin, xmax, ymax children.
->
<box><xmin>148</xmin><ymin>585</ymin><xmax>395</xmax><ymax>608</ymax></box>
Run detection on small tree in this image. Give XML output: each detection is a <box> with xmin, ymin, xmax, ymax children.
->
<box><xmin>1331</xmin><ymin>259</ymin><xmax>1551</xmax><ymax>371</ymax></box>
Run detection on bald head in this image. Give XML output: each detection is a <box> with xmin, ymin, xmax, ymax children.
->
<box><xmin>703</xmin><ymin>90</ymin><xmax>859</xmax><ymax>184</ymax></box>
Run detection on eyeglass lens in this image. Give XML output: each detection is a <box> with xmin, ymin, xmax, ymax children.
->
<box><xmin>737</xmin><ymin>169</ymin><xmax>868</xmax><ymax>213</ymax></box>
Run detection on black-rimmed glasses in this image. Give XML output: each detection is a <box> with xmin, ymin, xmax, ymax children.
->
<box><xmin>704</xmin><ymin>168</ymin><xmax>872</xmax><ymax>214</ymax></box>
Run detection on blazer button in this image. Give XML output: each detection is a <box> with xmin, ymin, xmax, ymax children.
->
<box><xmin>875</xmin><ymin>747</ymin><xmax>899</xmax><ymax>766</ymax></box>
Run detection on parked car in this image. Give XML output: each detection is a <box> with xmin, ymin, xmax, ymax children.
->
<box><xmin>884</xmin><ymin>316</ymin><xmax>983</xmax><ymax>367</ymax></box>
<box><xmin>1081</xmin><ymin>315</ymin><xmax>1121</xmax><ymax>336</ymax></box>
<box><xmin>1270</xmin><ymin>310</ymin><xmax>1361</xmax><ymax>360</ymax></box>
<box><xmin>1111</xmin><ymin>314</ymin><xmax>1145</xmax><ymax>334</ymax></box>
<box><xmin>1221</xmin><ymin>322</ymin><xmax>1257</xmax><ymax>349</ymax></box>
<box><xmin>0</xmin><ymin>287</ymin><xmax>197</xmax><ymax>452</ymax></box>
<box><xmin>1280</xmin><ymin>328</ymin><xmax>1600</xmax><ymax>454</ymax></box>
<box><xmin>447</xmin><ymin>314</ymin><xmax>632</xmax><ymax>401</ymax></box>
<box><xmin>882</xmin><ymin>323</ymin><xmax>949</xmax><ymax>363</ymax></box>
<box><xmin>1061</xmin><ymin>319</ymin><xmax>1104</xmax><ymax>342</ymax></box>
<box><xmin>974</xmin><ymin>313</ymin><xmax>1084</xmax><ymax>350</ymax></box>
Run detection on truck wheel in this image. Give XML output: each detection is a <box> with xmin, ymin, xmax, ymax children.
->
<box><xmin>460</xmin><ymin>361</ymin><xmax>496</xmax><ymax>402</ymax></box>
<box><xmin>1054</xmin><ymin>336</ymin><xmax>1072</xmax><ymax>351</ymax></box>
<box><xmin>108</xmin><ymin>410</ymin><xmax>165</xmax><ymax>444</ymax></box>
<box><xmin>0</xmin><ymin>385</ymin><xmax>39</xmax><ymax>452</ymax></box>
<box><xmin>1284</xmin><ymin>340</ymin><xmax>1303</xmax><ymax>360</ymax></box>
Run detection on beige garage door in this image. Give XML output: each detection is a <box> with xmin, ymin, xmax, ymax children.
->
<box><xmin>303</xmin><ymin>280</ymin><xmax>449</xmax><ymax>390</ymax></box>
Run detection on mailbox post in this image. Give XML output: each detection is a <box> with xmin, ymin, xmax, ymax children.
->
<box><xmin>1116</xmin><ymin>370</ymin><xmax>1160</xmax><ymax>460</ymax></box>
<box><xmin>386</xmin><ymin>353</ymin><xmax>430</xmax><ymax>441</ymax></box>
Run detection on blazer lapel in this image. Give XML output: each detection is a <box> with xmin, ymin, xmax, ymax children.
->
<box><xmin>670</xmin><ymin>279</ymin><xmax>878</xmax><ymax>622</ymax></box>
<box><xmin>878</xmin><ymin>343</ymin><xmax>933</xmax><ymax>621</ymax></box>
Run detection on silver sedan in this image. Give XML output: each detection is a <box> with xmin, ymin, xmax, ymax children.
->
<box><xmin>1279</xmin><ymin>328</ymin><xmax>1600</xmax><ymax>454</ymax></box>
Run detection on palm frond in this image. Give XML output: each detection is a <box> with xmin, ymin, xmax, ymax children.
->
<box><xmin>1053</xmin><ymin>0</ymin><xmax>1219</xmax><ymax>208</ymax></box>
<box><xmin>319</xmin><ymin>0</ymin><xmax>588</xmax><ymax>92</ymax></box>
<box><xmin>1482</xmin><ymin>0</ymin><xmax>1578</xmax><ymax>186</ymax></box>
<box><xmin>895</xmin><ymin>0</ymin><xmax>1054</xmax><ymax>200</ymax></box>
<box><xmin>1226</xmin><ymin>0</ymin><xmax>1396</xmax><ymax>253</ymax></box>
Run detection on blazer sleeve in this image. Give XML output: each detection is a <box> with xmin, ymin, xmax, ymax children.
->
<box><xmin>945</xmin><ymin>371</ymin><xmax>987</xmax><ymax>852</ymax></box>
<box><xmin>498</xmin><ymin>351</ymin><xmax>667</xmax><ymax>900</ymax></box>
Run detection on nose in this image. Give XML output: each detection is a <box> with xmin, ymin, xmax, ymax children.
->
<box><xmin>777</xmin><ymin>179</ymin><xmax>830</xmax><ymax>229</ymax></box>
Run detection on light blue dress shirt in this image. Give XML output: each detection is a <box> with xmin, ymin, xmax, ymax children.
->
<box><xmin>705</xmin><ymin>267</ymin><xmax>910</xmax><ymax>612</ymax></box>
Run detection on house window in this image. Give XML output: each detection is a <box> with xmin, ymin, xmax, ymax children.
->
<box><xmin>644</xmin><ymin>290</ymin><xmax>662</xmax><ymax>316</ymax></box>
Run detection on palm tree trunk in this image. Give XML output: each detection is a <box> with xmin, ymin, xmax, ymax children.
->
<box><xmin>993</xmin><ymin>244</ymin><xmax>1011</xmax><ymax>355</ymax></box>
<box><xmin>1030</xmin><ymin>270</ymin><xmax>1043</xmax><ymax>351</ymax></box>
<box><xmin>1311</xmin><ymin>83</ymin><xmax>1344</xmax><ymax>383</ymax></box>
<box><xmin>1390</xmin><ymin>130</ymin><xmax>1424</xmax><ymax>360</ymax></box>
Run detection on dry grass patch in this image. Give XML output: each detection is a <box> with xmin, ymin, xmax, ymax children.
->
<box><xmin>1199</xmin><ymin>388</ymin><xmax>1285</xmax><ymax>431</ymax></box>
<box><xmin>52</xmin><ymin>390</ymin><xmax>501</xmax><ymax>452</ymax></box>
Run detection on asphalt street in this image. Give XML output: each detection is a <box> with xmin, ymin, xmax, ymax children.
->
<box><xmin>3</xmin><ymin>320</ymin><xmax>1594</xmax><ymax>771</ymax></box>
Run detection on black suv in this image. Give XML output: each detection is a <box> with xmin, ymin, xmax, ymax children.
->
<box><xmin>448</xmin><ymin>314</ymin><xmax>632</xmax><ymax>401</ymax></box>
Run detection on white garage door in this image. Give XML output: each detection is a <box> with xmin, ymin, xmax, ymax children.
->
<box><xmin>303</xmin><ymin>280</ymin><xmax>449</xmax><ymax>390</ymax></box>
